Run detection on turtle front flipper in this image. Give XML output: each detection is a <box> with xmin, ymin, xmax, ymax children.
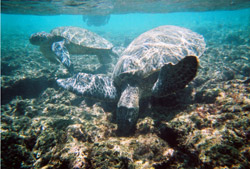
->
<box><xmin>57</xmin><ymin>73</ymin><xmax>118</xmax><ymax>101</ymax></box>
<box><xmin>116</xmin><ymin>84</ymin><xmax>140</xmax><ymax>136</ymax></box>
<box><xmin>152</xmin><ymin>56</ymin><xmax>199</xmax><ymax>97</ymax></box>
<box><xmin>52</xmin><ymin>40</ymin><xmax>74</xmax><ymax>74</ymax></box>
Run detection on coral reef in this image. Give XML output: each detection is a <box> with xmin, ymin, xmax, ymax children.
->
<box><xmin>1</xmin><ymin>22</ymin><xmax>250</xmax><ymax>168</ymax></box>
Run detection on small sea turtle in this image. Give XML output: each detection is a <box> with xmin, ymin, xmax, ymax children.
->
<box><xmin>29</xmin><ymin>26</ymin><xmax>115</xmax><ymax>73</ymax></box>
<box><xmin>57</xmin><ymin>25</ymin><xmax>206</xmax><ymax>136</ymax></box>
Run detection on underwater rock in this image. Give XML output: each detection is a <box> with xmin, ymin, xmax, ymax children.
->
<box><xmin>1</xmin><ymin>33</ymin><xmax>60</xmax><ymax>105</ymax></box>
<box><xmin>1</xmin><ymin>61</ymin><xmax>21</xmax><ymax>75</ymax></box>
<box><xmin>136</xmin><ymin>117</ymin><xmax>155</xmax><ymax>134</ymax></box>
<box><xmin>1</xmin><ymin>131</ymin><xmax>34</xmax><ymax>169</ymax></box>
<box><xmin>195</xmin><ymin>88</ymin><xmax>221</xmax><ymax>103</ymax></box>
<box><xmin>1</xmin><ymin>76</ymin><xmax>56</xmax><ymax>105</ymax></box>
<box><xmin>2</xmin><ymin>75</ymin><xmax>250</xmax><ymax>169</ymax></box>
<box><xmin>223</xmin><ymin>31</ymin><xmax>247</xmax><ymax>45</ymax></box>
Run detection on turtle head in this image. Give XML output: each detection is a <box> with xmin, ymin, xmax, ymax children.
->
<box><xmin>29</xmin><ymin>32</ymin><xmax>52</xmax><ymax>46</ymax></box>
<box><xmin>116</xmin><ymin>84</ymin><xmax>140</xmax><ymax>136</ymax></box>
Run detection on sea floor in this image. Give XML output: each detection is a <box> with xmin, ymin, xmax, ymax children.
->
<box><xmin>1</xmin><ymin>23</ymin><xmax>250</xmax><ymax>168</ymax></box>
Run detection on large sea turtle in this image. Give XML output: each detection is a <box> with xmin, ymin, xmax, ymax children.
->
<box><xmin>29</xmin><ymin>26</ymin><xmax>116</xmax><ymax>73</ymax></box>
<box><xmin>57</xmin><ymin>25</ymin><xmax>206</xmax><ymax>136</ymax></box>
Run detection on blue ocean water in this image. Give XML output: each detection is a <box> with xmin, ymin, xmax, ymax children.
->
<box><xmin>2</xmin><ymin>8</ymin><xmax>250</xmax><ymax>39</ymax></box>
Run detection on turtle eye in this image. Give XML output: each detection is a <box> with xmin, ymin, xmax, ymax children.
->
<box><xmin>29</xmin><ymin>32</ymin><xmax>50</xmax><ymax>45</ymax></box>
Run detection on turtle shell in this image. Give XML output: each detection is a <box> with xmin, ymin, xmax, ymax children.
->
<box><xmin>113</xmin><ymin>25</ymin><xmax>205</xmax><ymax>82</ymax></box>
<box><xmin>50</xmin><ymin>26</ymin><xmax>113</xmax><ymax>50</ymax></box>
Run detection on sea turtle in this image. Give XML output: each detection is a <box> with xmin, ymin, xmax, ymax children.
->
<box><xmin>57</xmin><ymin>25</ymin><xmax>206</xmax><ymax>136</ymax></box>
<box><xmin>29</xmin><ymin>26</ymin><xmax>116</xmax><ymax>73</ymax></box>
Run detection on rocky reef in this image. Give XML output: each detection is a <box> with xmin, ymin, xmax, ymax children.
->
<box><xmin>1</xmin><ymin>22</ymin><xmax>250</xmax><ymax>168</ymax></box>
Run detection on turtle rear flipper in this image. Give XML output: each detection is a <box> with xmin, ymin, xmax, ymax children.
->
<box><xmin>57</xmin><ymin>73</ymin><xmax>118</xmax><ymax>101</ymax></box>
<box><xmin>52</xmin><ymin>40</ymin><xmax>74</xmax><ymax>74</ymax></box>
<box><xmin>152</xmin><ymin>56</ymin><xmax>198</xmax><ymax>97</ymax></box>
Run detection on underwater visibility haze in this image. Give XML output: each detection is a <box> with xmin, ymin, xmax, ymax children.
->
<box><xmin>1</xmin><ymin>1</ymin><xmax>250</xmax><ymax>168</ymax></box>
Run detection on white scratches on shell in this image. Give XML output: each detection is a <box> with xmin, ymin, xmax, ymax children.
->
<box><xmin>114</xmin><ymin>25</ymin><xmax>205</xmax><ymax>78</ymax></box>
<box><xmin>51</xmin><ymin>26</ymin><xmax>113</xmax><ymax>49</ymax></box>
